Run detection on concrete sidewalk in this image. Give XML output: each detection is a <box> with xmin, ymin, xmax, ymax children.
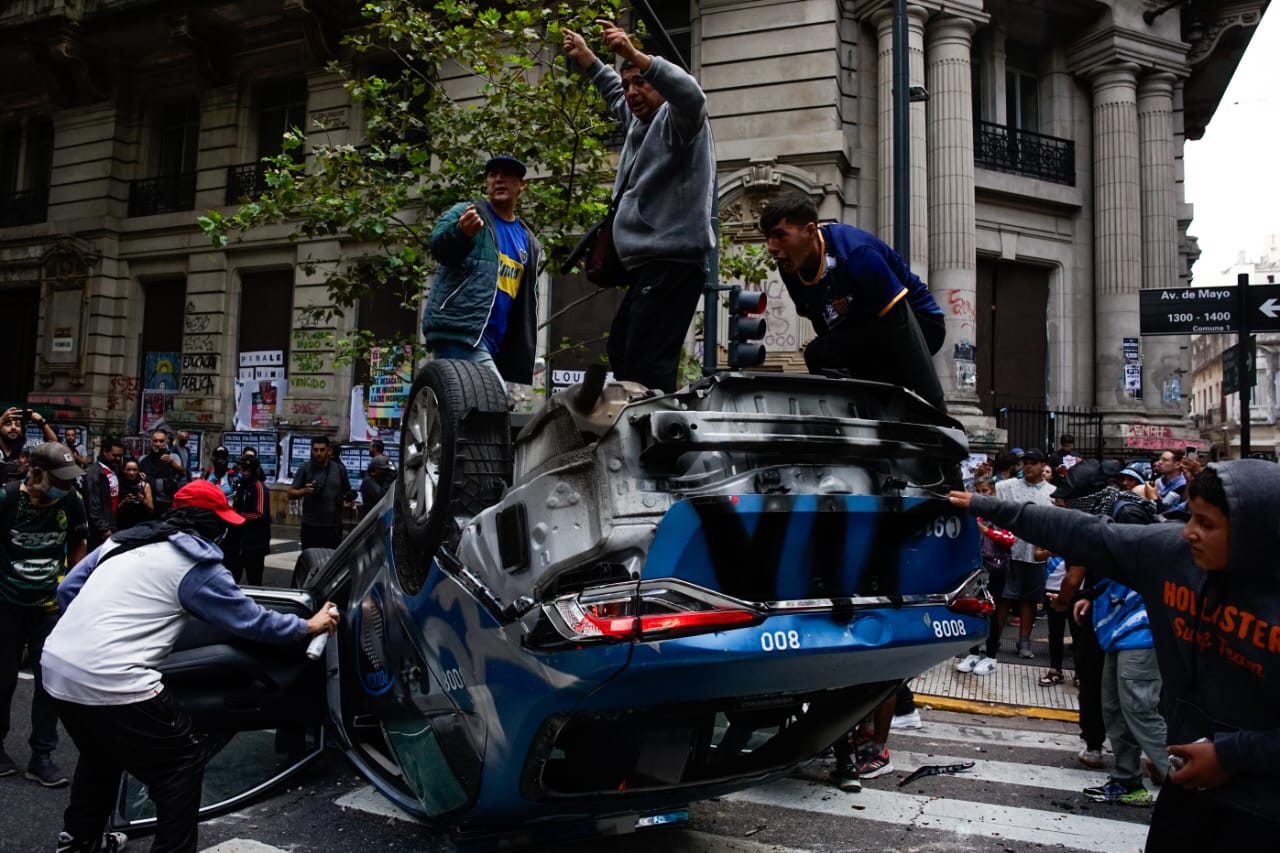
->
<box><xmin>913</xmin><ymin>613</ymin><xmax>1082</xmax><ymax>722</ymax></box>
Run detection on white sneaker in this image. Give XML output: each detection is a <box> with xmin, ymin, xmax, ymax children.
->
<box><xmin>954</xmin><ymin>654</ymin><xmax>982</xmax><ymax>673</ymax></box>
<box><xmin>891</xmin><ymin>709</ymin><xmax>923</xmax><ymax>730</ymax></box>
<box><xmin>972</xmin><ymin>656</ymin><xmax>998</xmax><ymax>675</ymax></box>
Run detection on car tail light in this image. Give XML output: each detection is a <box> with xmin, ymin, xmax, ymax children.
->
<box><xmin>946</xmin><ymin>570</ymin><xmax>994</xmax><ymax>618</ymax></box>
<box><xmin>545</xmin><ymin>582</ymin><xmax>763</xmax><ymax>644</ymax></box>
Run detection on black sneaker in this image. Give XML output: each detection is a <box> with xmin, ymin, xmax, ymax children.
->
<box><xmin>56</xmin><ymin>830</ymin><xmax>129</xmax><ymax>852</ymax></box>
<box><xmin>829</xmin><ymin>763</ymin><xmax>862</xmax><ymax>792</ymax></box>
<box><xmin>0</xmin><ymin>746</ymin><xmax>16</xmax><ymax>777</ymax></box>
<box><xmin>26</xmin><ymin>753</ymin><xmax>70</xmax><ymax>788</ymax></box>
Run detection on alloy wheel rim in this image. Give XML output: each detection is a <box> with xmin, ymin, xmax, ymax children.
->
<box><xmin>403</xmin><ymin>385</ymin><xmax>442</xmax><ymax>523</ymax></box>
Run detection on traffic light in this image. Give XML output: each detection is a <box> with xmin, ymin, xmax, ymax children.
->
<box><xmin>727</xmin><ymin>287</ymin><xmax>767</xmax><ymax>368</ymax></box>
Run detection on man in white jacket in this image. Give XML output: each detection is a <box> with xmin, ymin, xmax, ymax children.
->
<box><xmin>42</xmin><ymin>479</ymin><xmax>340</xmax><ymax>853</ymax></box>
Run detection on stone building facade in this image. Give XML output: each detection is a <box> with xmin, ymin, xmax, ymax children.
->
<box><xmin>0</xmin><ymin>0</ymin><xmax>1267</xmax><ymax>472</ymax></box>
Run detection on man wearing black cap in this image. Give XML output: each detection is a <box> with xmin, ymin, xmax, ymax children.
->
<box><xmin>41</xmin><ymin>479</ymin><xmax>340</xmax><ymax>853</ymax></box>
<box><xmin>0</xmin><ymin>442</ymin><xmax>87</xmax><ymax>789</ymax></box>
<box><xmin>421</xmin><ymin>154</ymin><xmax>541</xmax><ymax>387</ymax></box>
<box><xmin>993</xmin><ymin>449</ymin><xmax>1055</xmax><ymax>658</ymax></box>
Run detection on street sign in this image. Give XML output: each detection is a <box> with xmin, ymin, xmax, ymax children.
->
<box><xmin>1140</xmin><ymin>287</ymin><xmax>1236</xmax><ymax>335</ymax></box>
<box><xmin>1222</xmin><ymin>337</ymin><xmax>1255</xmax><ymax>396</ymax></box>
<box><xmin>1140</xmin><ymin>283</ymin><xmax>1280</xmax><ymax>335</ymax></box>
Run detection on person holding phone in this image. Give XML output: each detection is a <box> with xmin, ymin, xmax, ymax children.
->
<box><xmin>421</xmin><ymin>155</ymin><xmax>541</xmax><ymax>387</ymax></box>
<box><xmin>287</xmin><ymin>436</ymin><xmax>353</xmax><ymax>553</ymax></box>
<box><xmin>0</xmin><ymin>407</ymin><xmax>57</xmax><ymax>483</ymax></box>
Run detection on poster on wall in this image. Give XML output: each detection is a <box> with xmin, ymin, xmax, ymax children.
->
<box><xmin>144</xmin><ymin>352</ymin><xmax>180</xmax><ymax>391</ymax></box>
<box><xmin>338</xmin><ymin>442</ymin><xmax>402</xmax><ymax>503</ymax></box>
<box><xmin>1123</xmin><ymin>363</ymin><xmax>1143</xmax><ymax>398</ymax></box>
<box><xmin>220</xmin><ymin>430</ymin><xmax>280</xmax><ymax>483</ymax></box>
<box><xmin>232</xmin><ymin>379</ymin><xmax>286</xmax><ymax>431</ymax></box>
<box><xmin>284</xmin><ymin>433</ymin><xmax>323</xmax><ymax>482</ymax></box>
<box><xmin>366</xmin><ymin>345</ymin><xmax>413</xmax><ymax>434</ymax></box>
<box><xmin>140</xmin><ymin>390</ymin><xmax>174</xmax><ymax>432</ymax></box>
<box><xmin>182</xmin><ymin>431</ymin><xmax>204</xmax><ymax>479</ymax></box>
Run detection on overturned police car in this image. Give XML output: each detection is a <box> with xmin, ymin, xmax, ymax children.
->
<box><xmin>112</xmin><ymin>361</ymin><xmax>988</xmax><ymax>842</ymax></box>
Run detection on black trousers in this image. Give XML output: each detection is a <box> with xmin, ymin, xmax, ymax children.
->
<box><xmin>1072</xmin><ymin>614</ymin><xmax>1106</xmax><ymax>751</ymax></box>
<box><xmin>0</xmin><ymin>603</ymin><xmax>60</xmax><ymax>756</ymax></box>
<box><xmin>55</xmin><ymin>692</ymin><xmax>210</xmax><ymax>853</ymax></box>
<box><xmin>916</xmin><ymin>310</ymin><xmax>947</xmax><ymax>356</ymax></box>
<box><xmin>1146</xmin><ymin>781</ymin><xmax>1278</xmax><ymax>851</ymax></box>
<box><xmin>228</xmin><ymin>551</ymin><xmax>266</xmax><ymax>586</ymax></box>
<box><xmin>607</xmin><ymin>260</ymin><xmax>704</xmax><ymax>393</ymax></box>
<box><xmin>803</xmin><ymin>300</ymin><xmax>945</xmax><ymax>410</ymax></box>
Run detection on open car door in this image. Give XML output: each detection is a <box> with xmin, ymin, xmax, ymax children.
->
<box><xmin>108</xmin><ymin>586</ymin><xmax>329</xmax><ymax>832</ymax></box>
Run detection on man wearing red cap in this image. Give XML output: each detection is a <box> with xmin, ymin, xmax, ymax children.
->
<box><xmin>41</xmin><ymin>479</ymin><xmax>340</xmax><ymax>853</ymax></box>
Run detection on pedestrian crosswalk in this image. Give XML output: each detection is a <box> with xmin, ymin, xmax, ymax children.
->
<box><xmin>191</xmin><ymin>712</ymin><xmax>1155</xmax><ymax>853</ymax></box>
<box><xmin>725</xmin><ymin>717</ymin><xmax>1152</xmax><ymax>853</ymax></box>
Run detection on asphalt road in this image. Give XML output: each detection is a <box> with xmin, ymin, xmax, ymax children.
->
<box><xmin>1</xmin><ymin>671</ymin><xmax>1151</xmax><ymax>853</ymax></box>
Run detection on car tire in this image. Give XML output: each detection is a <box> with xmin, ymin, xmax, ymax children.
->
<box><xmin>293</xmin><ymin>547</ymin><xmax>336</xmax><ymax>592</ymax></box>
<box><xmin>395</xmin><ymin>360</ymin><xmax>510</xmax><ymax>589</ymax></box>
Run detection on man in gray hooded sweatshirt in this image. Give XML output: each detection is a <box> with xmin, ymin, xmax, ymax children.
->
<box><xmin>950</xmin><ymin>460</ymin><xmax>1280</xmax><ymax>848</ymax></box>
<box><xmin>563</xmin><ymin>20</ymin><xmax>714</xmax><ymax>393</ymax></box>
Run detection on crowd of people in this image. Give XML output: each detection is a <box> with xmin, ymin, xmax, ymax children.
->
<box><xmin>2</xmin><ymin>19</ymin><xmax>1276</xmax><ymax>852</ymax></box>
<box><xmin>939</xmin><ymin>437</ymin><xmax>1280</xmax><ymax>848</ymax></box>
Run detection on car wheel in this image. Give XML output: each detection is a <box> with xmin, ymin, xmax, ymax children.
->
<box><xmin>395</xmin><ymin>360</ymin><xmax>510</xmax><ymax>587</ymax></box>
<box><xmin>293</xmin><ymin>547</ymin><xmax>336</xmax><ymax>592</ymax></box>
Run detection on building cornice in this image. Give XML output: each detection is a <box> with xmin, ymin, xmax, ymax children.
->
<box><xmin>1067</xmin><ymin>24</ymin><xmax>1191</xmax><ymax>79</ymax></box>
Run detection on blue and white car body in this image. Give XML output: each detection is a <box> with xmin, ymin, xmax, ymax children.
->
<box><xmin>116</xmin><ymin>367</ymin><xmax>988</xmax><ymax>843</ymax></box>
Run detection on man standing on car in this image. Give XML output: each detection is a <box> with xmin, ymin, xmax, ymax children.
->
<box><xmin>758</xmin><ymin>193</ymin><xmax>946</xmax><ymax>410</ymax></box>
<box><xmin>562</xmin><ymin>21</ymin><xmax>715</xmax><ymax>393</ymax></box>
<box><xmin>0</xmin><ymin>442</ymin><xmax>87</xmax><ymax>788</ymax></box>
<box><xmin>287</xmin><ymin>436</ymin><xmax>353</xmax><ymax>552</ymax></box>
<box><xmin>41</xmin><ymin>479</ymin><xmax>340</xmax><ymax>853</ymax></box>
<box><xmin>422</xmin><ymin>155</ymin><xmax>541</xmax><ymax>387</ymax></box>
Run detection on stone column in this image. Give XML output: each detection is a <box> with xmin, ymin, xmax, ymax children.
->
<box><xmin>1089</xmin><ymin>63</ymin><xmax>1143</xmax><ymax>413</ymax></box>
<box><xmin>1138</xmin><ymin>71</ymin><xmax>1184</xmax><ymax>415</ymax></box>
<box><xmin>926</xmin><ymin>15</ymin><xmax>980</xmax><ymax>413</ymax></box>
<box><xmin>875</xmin><ymin>4</ymin><xmax>929</xmax><ymax>273</ymax></box>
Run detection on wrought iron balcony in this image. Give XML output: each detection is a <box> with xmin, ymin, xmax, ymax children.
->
<box><xmin>0</xmin><ymin>187</ymin><xmax>49</xmax><ymax>228</ymax></box>
<box><xmin>975</xmin><ymin>121</ymin><xmax>1075</xmax><ymax>186</ymax></box>
<box><xmin>128</xmin><ymin>172</ymin><xmax>197</xmax><ymax>217</ymax></box>
<box><xmin>226</xmin><ymin>162</ymin><xmax>269</xmax><ymax>205</ymax></box>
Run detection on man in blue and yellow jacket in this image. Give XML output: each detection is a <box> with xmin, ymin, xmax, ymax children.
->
<box><xmin>422</xmin><ymin>155</ymin><xmax>541</xmax><ymax>385</ymax></box>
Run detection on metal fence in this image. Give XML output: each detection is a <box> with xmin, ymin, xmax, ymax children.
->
<box><xmin>974</xmin><ymin>121</ymin><xmax>1076</xmax><ymax>186</ymax></box>
<box><xmin>995</xmin><ymin>402</ymin><xmax>1103</xmax><ymax>460</ymax></box>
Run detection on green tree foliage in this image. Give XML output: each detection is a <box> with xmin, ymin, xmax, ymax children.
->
<box><xmin>200</xmin><ymin>0</ymin><xmax>775</xmax><ymax>378</ymax></box>
<box><xmin>200</xmin><ymin>0</ymin><xmax>625</xmax><ymax>358</ymax></box>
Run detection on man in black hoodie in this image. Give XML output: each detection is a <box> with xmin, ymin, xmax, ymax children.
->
<box><xmin>950</xmin><ymin>460</ymin><xmax>1280</xmax><ymax>847</ymax></box>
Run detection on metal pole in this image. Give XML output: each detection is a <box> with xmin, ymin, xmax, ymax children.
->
<box><xmin>703</xmin><ymin>174</ymin><xmax>720</xmax><ymax>376</ymax></box>
<box><xmin>892</xmin><ymin>0</ymin><xmax>911</xmax><ymax>264</ymax></box>
<box><xmin>1237</xmin><ymin>272</ymin><xmax>1251</xmax><ymax>457</ymax></box>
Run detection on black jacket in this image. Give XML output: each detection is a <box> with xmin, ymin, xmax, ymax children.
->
<box><xmin>82</xmin><ymin>459</ymin><xmax>115</xmax><ymax>547</ymax></box>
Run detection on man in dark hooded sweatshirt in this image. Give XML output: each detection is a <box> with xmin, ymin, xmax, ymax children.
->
<box><xmin>950</xmin><ymin>460</ymin><xmax>1280</xmax><ymax>848</ymax></box>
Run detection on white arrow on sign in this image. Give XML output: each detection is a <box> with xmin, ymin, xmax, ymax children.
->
<box><xmin>1261</xmin><ymin>298</ymin><xmax>1280</xmax><ymax>319</ymax></box>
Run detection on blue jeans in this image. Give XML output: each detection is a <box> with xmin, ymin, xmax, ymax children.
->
<box><xmin>429</xmin><ymin>341</ymin><xmax>504</xmax><ymax>385</ymax></box>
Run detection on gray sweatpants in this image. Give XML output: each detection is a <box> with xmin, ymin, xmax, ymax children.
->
<box><xmin>1101</xmin><ymin>646</ymin><xmax>1168</xmax><ymax>786</ymax></box>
